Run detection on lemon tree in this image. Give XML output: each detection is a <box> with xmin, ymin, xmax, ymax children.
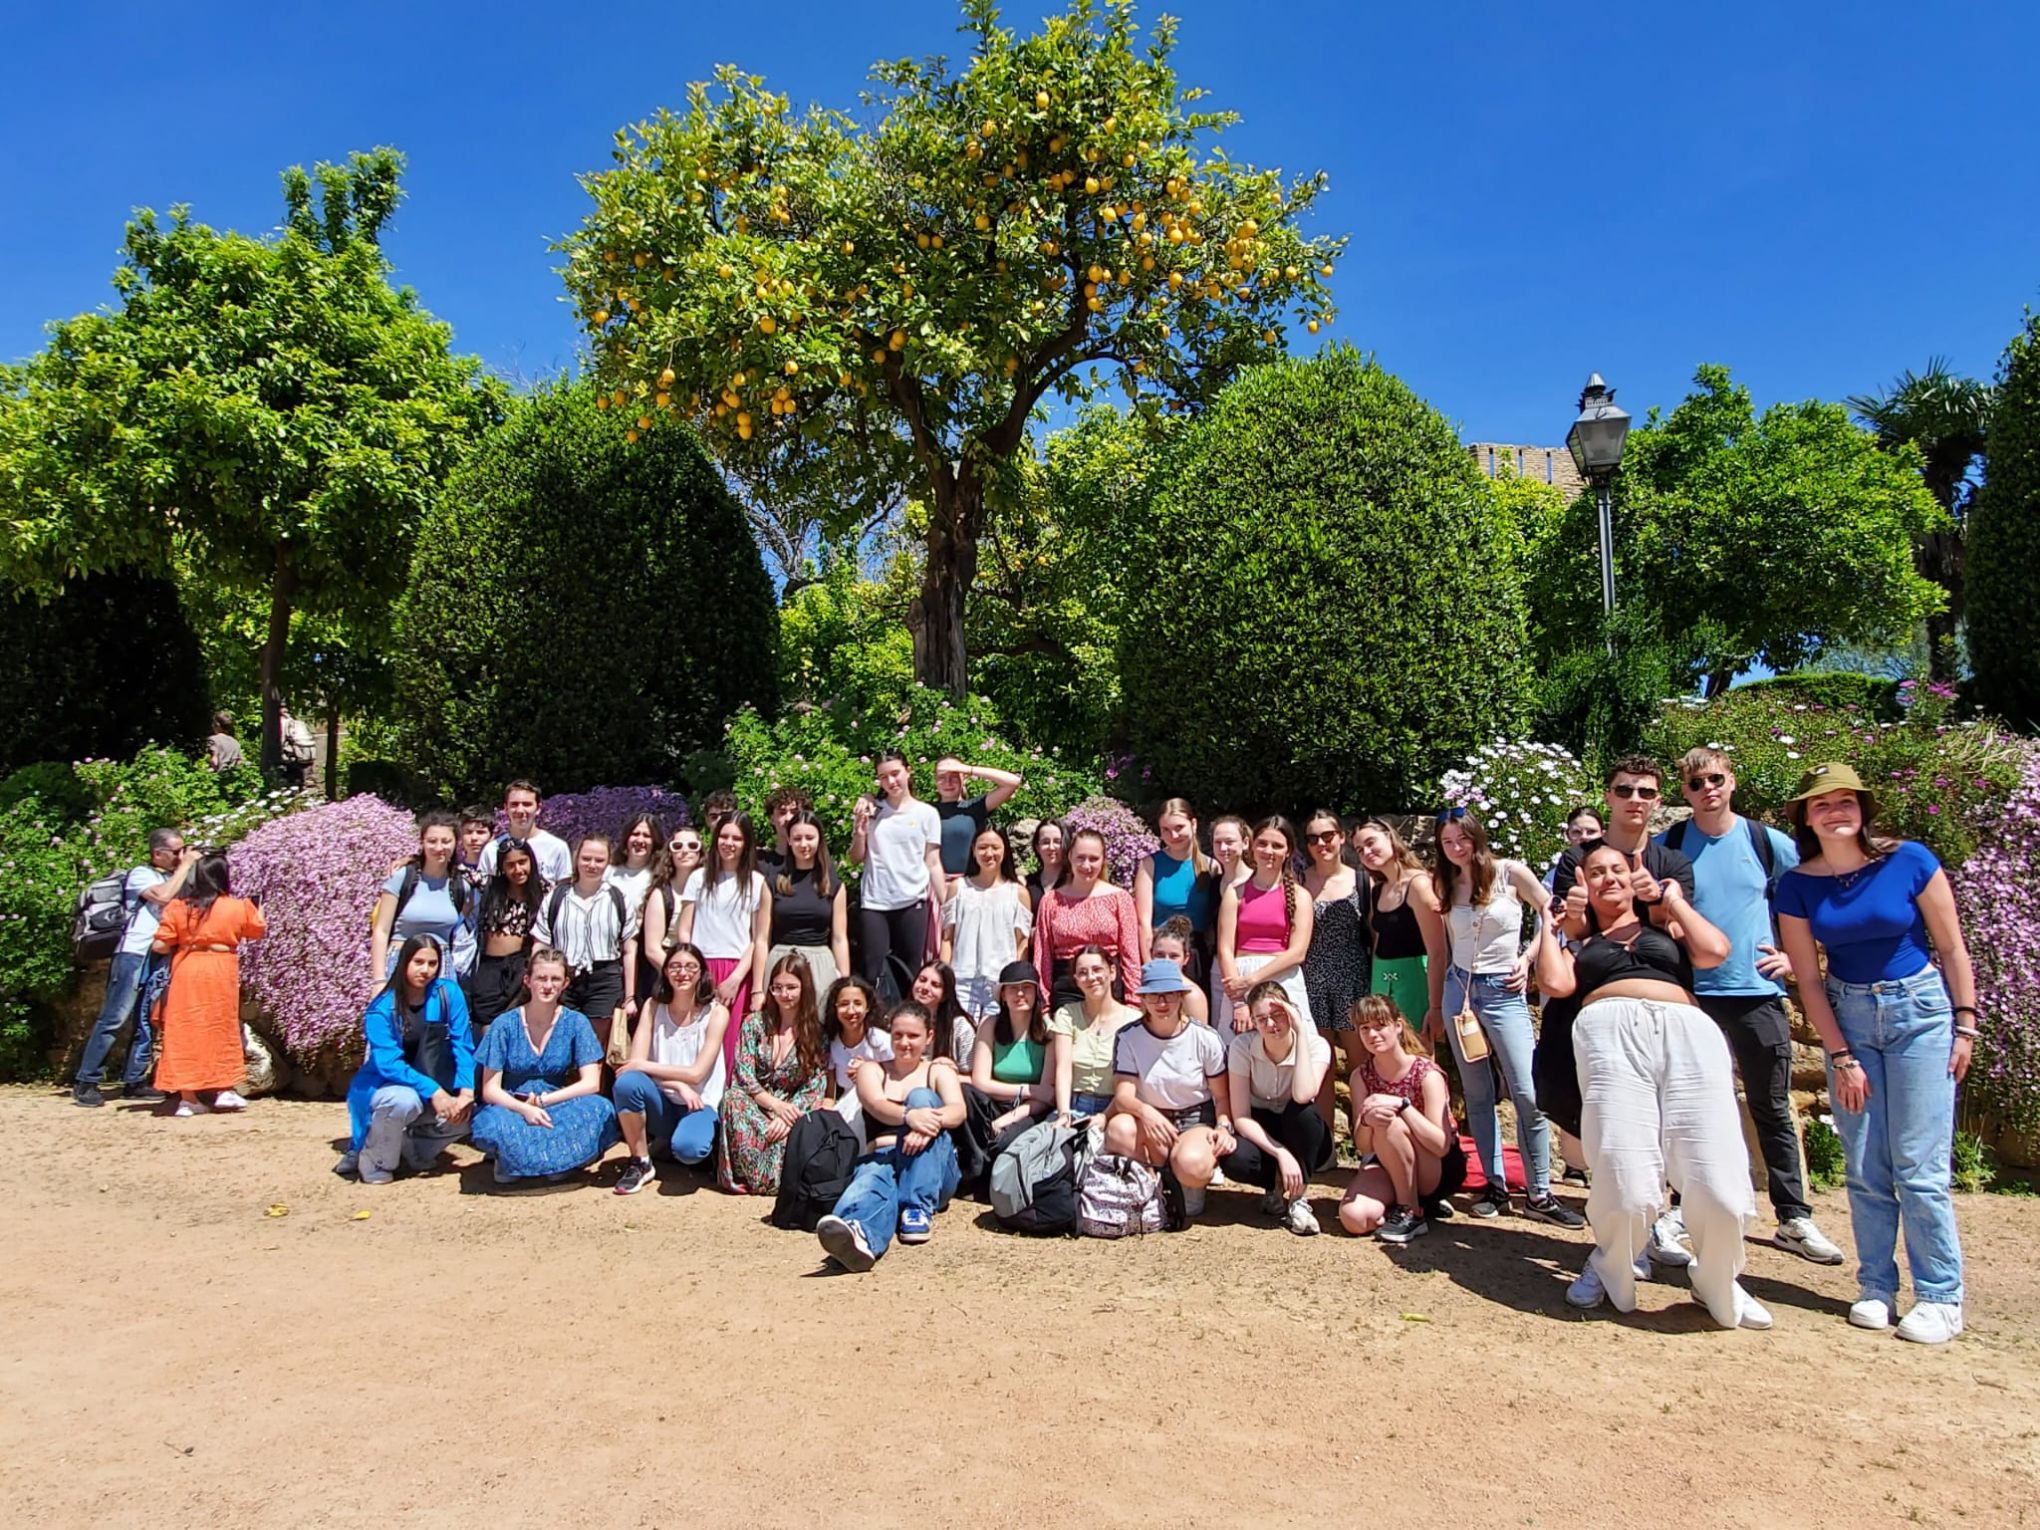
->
<box><xmin>563</xmin><ymin>0</ymin><xmax>1342</xmax><ymax>696</ymax></box>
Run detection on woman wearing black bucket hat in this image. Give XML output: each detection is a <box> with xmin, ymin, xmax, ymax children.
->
<box><xmin>954</xmin><ymin>959</ymin><xmax>1055</xmax><ymax>1190</ymax></box>
<box><xmin>1774</xmin><ymin>762</ymin><xmax>1978</xmax><ymax>1346</ymax></box>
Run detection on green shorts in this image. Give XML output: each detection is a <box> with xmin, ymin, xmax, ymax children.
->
<box><xmin>1371</xmin><ymin>955</ymin><xmax>1429</xmax><ymax>1025</ymax></box>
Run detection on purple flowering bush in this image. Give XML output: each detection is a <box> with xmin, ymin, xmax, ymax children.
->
<box><xmin>1954</xmin><ymin>743</ymin><xmax>2040</xmax><ymax>1140</ymax></box>
<box><xmin>1060</xmin><ymin>795</ymin><xmax>1160</xmax><ymax>889</ymax></box>
<box><xmin>521</xmin><ymin>786</ymin><xmax>692</xmax><ymax>848</ymax></box>
<box><xmin>230</xmin><ymin>795</ymin><xmax>419</xmax><ymax>1072</ymax></box>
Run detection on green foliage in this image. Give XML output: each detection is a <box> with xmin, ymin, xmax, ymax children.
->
<box><xmin>391</xmin><ymin>380</ymin><xmax>779</xmax><ymax>802</ymax></box>
<box><xmin>778</xmin><ymin>552</ymin><xmax>916</xmax><ymax>718</ymax></box>
<box><xmin>1802</xmin><ymin>1113</ymin><xmax>1846</xmax><ymax>1191</ymax></box>
<box><xmin>1526</xmin><ymin>366</ymin><xmax>1947</xmax><ymax>687</ymax></box>
<box><xmin>1971</xmin><ymin>311</ymin><xmax>2040</xmax><ymax>729</ymax></box>
<box><xmin>0</xmin><ymin>572</ymin><xmax>211</xmax><ymax>775</ymax></box>
<box><xmin>720</xmin><ymin>685</ymin><xmax>1102</xmax><ymax>857</ymax></box>
<box><xmin>1438</xmin><ymin>741</ymin><xmax>1595</xmax><ymax>873</ymax></box>
<box><xmin>1642</xmin><ymin>681</ymin><xmax>2022</xmax><ymax>866</ymax></box>
<box><xmin>970</xmin><ymin>405</ymin><xmax>1169</xmax><ymax>758</ymax></box>
<box><xmin>0</xmin><ymin>148</ymin><xmax>502</xmax><ymax>769</ymax></box>
<box><xmin>1734</xmin><ymin>671</ymin><xmax>1903</xmax><ymax>715</ymax></box>
<box><xmin>1118</xmin><ymin>347</ymin><xmax>1529</xmax><ymax>812</ymax></box>
<box><xmin>0</xmin><ymin>748</ymin><xmax>292</xmax><ymax>1079</ymax></box>
<box><xmin>1531</xmin><ymin>604</ymin><xmax>1716</xmax><ymax>773</ymax></box>
<box><xmin>563</xmin><ymin>0</ymin><xmax>1343</xmax><ymax>690</ymax></box>
<box><xmin>1951</xmin><ymin>1129</ymin><xmax>1998</xmax><ymax>1195</ymax></box>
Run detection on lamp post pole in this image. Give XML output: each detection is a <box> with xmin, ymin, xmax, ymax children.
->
<box><xmin>1566</xmin><ymin>373</ymin><xmax>1632</xmax><ymax>659</ymax></box>
<box><xmin>1595</xmin><ymin>476</ymin><xmax>1616</xmax><ymax>654</ymax></box>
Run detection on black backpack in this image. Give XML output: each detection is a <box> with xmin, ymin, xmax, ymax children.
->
<box><xmin>543</xmin><ymin>882</ymin><xmax>627</xmax><ymax>955</ymax></box>
<box><xmin>770</xmin><ymin>1110</ymin><xmax>863</xmax><ymax>1232</ymax></box>
<box><xmin>393</xmin><ymin>863</ymin><xmax>471</xmax><ymax>919</ymax></box>
<box><xmin>1665</xmin><ymin>814</ymin><xmax>1778</xmax><ymax>895</ymax></box>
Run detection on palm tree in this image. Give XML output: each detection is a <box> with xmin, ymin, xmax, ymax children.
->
<box><xmin>1848</xmin><ymin>360</ymin><xmax>1995</xmax><ymax>681</ymax></box>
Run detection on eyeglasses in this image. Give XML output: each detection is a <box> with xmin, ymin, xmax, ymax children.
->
<box><xmin>1609</xmin><ymin>784</ymin><xmax>1660</xmax><ymax>800</ymax></box>
<box><xmin>1435</xmin><ymin>807</ymin><xmax>1469</xmax><ymax>823</ymax></box>
<box><xmin>1307</xmin><ymin>829</ymin><xmax>1341</xmax><ymax>844</ymax></box>
<box><xmin>1687</xmin><ymin>773</ymin><xmax>1727</xmax><ymax>791</ymax></box>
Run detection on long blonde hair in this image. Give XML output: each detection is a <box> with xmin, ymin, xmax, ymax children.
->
<box><xmin>1154</xmin><ymin>797</ymin><xmax>1216</xmax><ymax>879</ymax></box>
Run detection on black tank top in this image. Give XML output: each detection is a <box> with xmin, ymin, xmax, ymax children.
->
<box><xmin>1574</xmin><ymin>925</ymin><xmax>1693</xmax><ymax>998</ymax></box>
<box><xmin>769</xmin><ymin>865</ymin><xmax>834</xmax><ymax>948</ymax></box>
<box><xmin>1367</xmin><ymin>876</ymin><xmax>1426</xmax><ymax>960</ymax></box>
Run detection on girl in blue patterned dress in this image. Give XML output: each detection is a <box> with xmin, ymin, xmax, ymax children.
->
<box><xmin>472</xmin><ymin>946</ymin><xmax>620</xmax><ymax>1184</ymax></box>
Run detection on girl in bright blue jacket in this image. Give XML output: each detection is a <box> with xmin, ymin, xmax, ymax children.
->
<box><xmin>337</xmin><ymin>935</ymin><xmax>477</xmax><ymax>1184</ymax></box>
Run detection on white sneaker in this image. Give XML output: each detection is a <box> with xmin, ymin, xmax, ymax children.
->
<box><xmin>211</xmin><ymin>1090</ymin><xmax>249</xmax><ymax>1112</ymax></box>
<box><xmin>1566</xmin><ymin>1261</ymin><xmax>1608</xmax><ymax>1310</ymax></box>
<box><xmin>1632</xmin><ymin>1249</ymin><xmax>1652</xmax><ymax>1283</ymax></box>
<box><xmin>816</xmin><ymin>1215</ymin><xmax>875</xmax><ymax>1273</ymax></box>
<box><xmin>1647</xmin><ymin>1208</ymin><xmax>1693</xmax><ymax>1268</ymax></box>
<box><xmin>172</xmin><ymin>1098</ymin><xmax>211</xmax><ymax>1118</ymax></box>
<box><xmin>1257</xmin><ymin>1189</ymin><xmax>1286</xmax><ymax>1218</ymax></box>
<box><xmin>1181</xmin><ymin>1184</ymin><xmax>1208</xmax><ymax>1218</ymax></box>
<box><xmin>1895</xmin><ymin>1301</ymin><xmax>1964</xmax><ymax>1345</ymax></box>
<box><xmin>1731</xmin><ymin>1286</ymin><xmax>1774</xmax><ymax>1331</ymax></box>
<box><xmin>1774</xmin><ymin>1215</ymin><xmax>1845</xmax><ymax>1265</ymax></box>
<box><xmin>1284</xmin><ymin>1198</ymin><xmax>1320</xmax><ymax>1236</ymax></box>
<box><xmin>1849</xmin><ymin>1296</ymin><xmax>1894</xmax><ymax>1331</ymax></box>
<box><xmin>1209</xmin><ymin>1165</ymin><xmax>1229</xmax><ymax>1186</ymax></box>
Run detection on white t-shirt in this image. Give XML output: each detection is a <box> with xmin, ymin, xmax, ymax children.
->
<box><xmin>941</xmin><ymin>878</ymin><xmax>1032</xmax><ymax>990</ymax></box>
<box><xmin>605</xmin><ymin>864</ymin><xmax>654</xmax><ymax>921</ymax></box>
<box><xmin>681</xmin><ymin>869</ymin><xmax>768</xmax><ymax>958</ymax></box>
<box><xmin>829</xmin><ymin>1029</ymin><xmax>896</xmax><ymax>1093</ymax></box>
<box><xmin>1227</xmin><ymin>1025</ymin><xmax>1332</xmax><ymax>1111</ymax></box>
<box><xmin>862</xmin><ymin>798</ymin><xmax>943</xmax><ymax>912</ymax></box>
<box><xmin>645</xmin><ymin>1003</ymin><xmax>726</xmax><ymax>1108</ymax></box>
<box><xmin>119</xmin><ymin>866</ymin><xmax>168</xmax><ymax>958</ymax></box>
<box><xmin>478</xmin><ymin>828</ymin><xmax>573</xmax><ymax>885</ymax></box>
<box><xmin>1113</xmin><ymin>1019</ymin><xmax>1227</xmax><ymax>1113</ymax></box>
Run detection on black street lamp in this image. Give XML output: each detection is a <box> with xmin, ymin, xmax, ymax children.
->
<box><xmin>1567</xmin><ymin>373</ymin><xmax>1631</xmax><ymax>652</ymax></box>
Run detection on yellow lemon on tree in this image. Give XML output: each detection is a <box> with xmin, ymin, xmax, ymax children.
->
<box><xmin>1036</xmin><ymin>90</ymin><xmax>1050</xmax><ymax>109</ymax></box>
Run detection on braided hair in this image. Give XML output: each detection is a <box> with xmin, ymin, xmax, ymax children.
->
<box><xmin>1251</xmin><ymin>815</ymin><xmax>1301</xmax><ymax>934</ymax></box>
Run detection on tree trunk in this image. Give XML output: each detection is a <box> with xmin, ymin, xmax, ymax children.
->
<box><xmin>1704</xmin><ymin>667</ymin><xmax>1735</xmax><ymax>698</ymax></box>
<box><xmin>1916</xmin><ymin>526</ymin><xmax>1963</xmax><ymax>682</ymax></box>
<box><xmin>913</xmin><ymin>465</ymin><xmax>980</xmax><ymax>698</ymax></box>
<box><xmin>259</xmin><ymin>548</ymin><xmax>298</xmax><ymax>780</ymax></box>
<box><xmin>325</xmin><ymin>701</ymin><xmax>341</xmax><ymax>801</ymax></box>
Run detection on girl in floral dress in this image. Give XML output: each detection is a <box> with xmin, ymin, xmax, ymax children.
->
<box><xmin>716</xmin><ymin>952</ymin><xmax>829</xmax><ymax>1194</ymax></box>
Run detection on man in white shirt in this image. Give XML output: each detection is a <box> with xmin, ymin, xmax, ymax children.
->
<box><xmin>475</xmin><ymin>779</ymin><xmax>574</xmax><ymax>885</ymax></box>
<box><xmin>74</xmin><ymin>829</ymin><xmax>200</xmax><ymax>1107</ymax></box>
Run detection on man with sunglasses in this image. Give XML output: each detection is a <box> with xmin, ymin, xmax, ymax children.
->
<box><xmin>1548</xmin><ymin>754</ymin><xmax>1699</xmax><ymax>1269</ymax></box>
<box><xmin>1655</xmin><ymin>747</ymin><xmax>1842</xmax><ymax>1266</ymax></box>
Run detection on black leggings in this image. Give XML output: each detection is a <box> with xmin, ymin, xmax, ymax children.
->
<box><xmin>857</xmin><ymin>902</ymin><xmax>929</xmax><ymax>991</ymax></box>
<box><xmin>1224</xmin><ymin>1099</ymin><xmax>1336</xmax><ymax>1190</ymax></box>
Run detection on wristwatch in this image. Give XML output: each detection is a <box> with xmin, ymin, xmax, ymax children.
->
<box><xmin>1396</xmin><ymin>1098</ymin><xmax>1413</xmax><ymax>1115</ymax></box>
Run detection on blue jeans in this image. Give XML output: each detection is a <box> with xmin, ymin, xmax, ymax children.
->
<box><xmin>1443</xmin><ymin>968</ymin><xmax>1550</xmax><ymax>1197</ymax></box>
<box><xmin>831</xmin><ymin>1088</ymin><xmax>960</xmax><ymax>1260</ymax></box>
<box><xmin>1826</xmin><ymin>967</ymin><xmax>1964</xmax><ymax>1305</ymax></box>
<box><xmin>75</xmin><ymin>952</ymin><xmax>157</xmax><ymax>1088</ymax></box>
<box><xmin>613</xmin><ymin>1070</ymin><xmax>717</xmax><ymax>1165</ymax></box>
<box><xmin>1072</xmin><ymin>1091</ymin><xmax>1115</xmax><ymax>1118</ymax></box>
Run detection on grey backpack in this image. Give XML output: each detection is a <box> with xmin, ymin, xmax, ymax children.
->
<box><xmin>991</xmin><ymin>1118</ymin><xmax>1086</xmax><ymax>1234</ymax></box>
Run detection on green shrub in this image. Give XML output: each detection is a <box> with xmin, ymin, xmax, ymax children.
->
<box><xmin>1642</xmin><ymin>681</ymin><xmax>2022</xmax><ymax>865</ymax></box>
<box><xmin>391</xmin><ymin>380</ymin><xmax>779</xmax><ymax>802</ymax></box>
<box><xmin>0</xmin><ymin>571</ymin><xmax>211</xmax><ymax>776</ymax></box>
<box><xmin>1735</xmin><ymin>671</ymin><xmax>1903</xmax><ymax>716</ymax></box>
<box><xmin>1440</xmin><ymin>741</ymin><xmax>1597</xmax><ymax>875</ymax></box>
<box><xmin>1802</xmin><ymin>1114</ymin><xmax>1846</xmax><ymax>1191</ymax></box>
<box><xmin>1951</xmin><ymin>1129</ymin><xmax>1997</xmax><ymax>1195</ymax></box>
<box><xmin>1118</xmin><ymin>348</ymin><xmax>1529</xmax><ymax>812</ymax></box>
<box><xmin>0</xmin><ymin>762</ymin><xmax>96</xmax><ymax>823</ymax></box>
<box><xmin>1971</xmin><ymin>310</ymin><xmax>2040</xmax><ymax>730</ymax></box>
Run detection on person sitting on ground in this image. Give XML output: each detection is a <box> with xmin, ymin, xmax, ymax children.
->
<box><xmin>815</xmin><ymin>1000</ymin><xmax>967</xmax><ymax>1271</ymax></box>
<box><xmin>1223</xmin><ymin>981</ymin><xmax>1335</xmax><ymax>1236</ymax></box>
<box><xmin>1106</xmin><ymin>959</ymin><xmax>1235</xmax><ymax>1219</ymax></box>
<box><xmin>612</xmin><ymin>943</ymin><xmax>730</xmax><ymax>1194</ymax></box>
<box><xmin>1533</xmin><ymin>843</ymin><xmax>1771</xmax><ymax>1331</ymax></box>
<box><xmin>151</xmin><ymin>851</ymin><xmax>266</xmax><ymax>1118</ymax></box>
<box><xmin>470</xmin><ymin>947</ymin><xmax>618</xmax><ymax>1186</ymax></box>
<box><xmin>73</xmin><ymin>828</ymin><xmax>199</xmax><ymax>1108</ymax></box>
<box><xmin>716</xmin><ymin>951</ymin><xmax>829</xmax><ymax>1195</ymax></box>
<box><xmin>957</xmin><ymin>959</ymin><xmax>1055</xmax><ymax>1185</ymax></box>
<box><xmin>1147</xmin><ymin>917</ymin><xmax>1211</xmax><ymax>1024</ymax></box>
<box><xmin>338</xmin><ymin>935</ymin><xmax>475</xmax><ymax>1184</ymax></box>
<box><xmin>1338</xmin><ymin>996</ymin><xmax>1466</xmax><ymax>1244</ymax></box>
<box><xmin>1050</xmin><ymin>944</ymin><xmax>1142</xmax><ymax>1121</ymax></box>
<box><xmin>822</xmin><ymin>975</ymin><xmax>893</xmax><ymax>1145</ymax></box>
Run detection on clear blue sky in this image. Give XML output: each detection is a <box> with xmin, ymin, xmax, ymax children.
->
<box><xmin>3</xmin><ymin>1</ymin><xmax>2036</xmax><ymax>443</ymax></box>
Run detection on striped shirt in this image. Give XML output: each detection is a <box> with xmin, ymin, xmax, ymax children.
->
<box><xmin>532</xmin><ymin>883</ymin><xmax>639</xmax><ymax>972</ymax></box>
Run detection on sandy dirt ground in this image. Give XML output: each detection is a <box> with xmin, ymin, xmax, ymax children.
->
<box><xmin>3</xmin><ymin>1084</ymin><xmax>2036</xmax><ymax>1530</ymax></box>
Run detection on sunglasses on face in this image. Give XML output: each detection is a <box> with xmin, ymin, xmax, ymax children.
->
<box><xmin>1307</xmin><ymin>829</ymin><xmax>1341</xmax><ymax>844</ymax></box>
<box><xmin>1609</xmin><ymin>784</ymin><xmax>1660</xmax><ymax>800</ymax></box>
<box><xmin>1687</xmin><ymin>773</ymin><xmax>1727</xmax><ymax>791</ymax></box>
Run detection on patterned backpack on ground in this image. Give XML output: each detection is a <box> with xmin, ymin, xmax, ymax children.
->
<box><xmin>1077</xmin><ymin>1151</ymin><xmax>1167</xmax><ymax>1239</ymax></box>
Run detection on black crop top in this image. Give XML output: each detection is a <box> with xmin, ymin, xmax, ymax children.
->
<box><xmin>1573</xmin><ymin>925</ymin><xmax>1693</xmax><ymax>998</ymax></box>
<box><xmin>1367</xmin><ymin>878</ymin><xmax>1426</xmax><ymax>960</ymax></box>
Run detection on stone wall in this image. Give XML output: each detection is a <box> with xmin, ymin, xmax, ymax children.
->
<box><xmin>1467</xmin><ymin>441</ymin><xmax>1585</xmax><ymax>497</ymax></box>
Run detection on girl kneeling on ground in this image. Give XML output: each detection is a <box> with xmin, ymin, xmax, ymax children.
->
<box><xmin>1222</xmin><ymin>981</ymin><xmax>1334</xmax><ymax>1236</ymax></box>
<box><xmin>1106</xmin><ymin>959</ymin><xmax>1235</xmax><ymax>1218</ymax></box>
<box><xmin>339</xmin><ymin>935</ymin><xmax>476</xmax><ymax>1184</ymax></box>
<box><xmin>1338</xmin><ymin>996</ymin><xmax>1466</xmax><ymax>1244</ymax></box>
<box><xmin>816</xmin><ymin>1002</ymin><xmax>967</xmax><ymax>1271</ymax></box>
<box><xmin>612</xmin><ymin>942</ymin><xmax>730</xmax><ymax>1195</ymax></box>
<box><xmin>470</xmin><ymin>947</ymin><xmax>620</xmax><ymax>1186</ymax></box>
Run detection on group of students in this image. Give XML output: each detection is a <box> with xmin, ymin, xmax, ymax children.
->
<box><xmin>74</xmin><ymin>747</ymin><xmax>1979</xmax><ymax>1345</ymax></box>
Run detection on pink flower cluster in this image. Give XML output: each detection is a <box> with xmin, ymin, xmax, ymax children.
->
<box><xmin>229</xmin><ymin>795</ymin><xmax>420</xmax><ymax>1068</ymax></box>
<box><xmin>1059</xmin><ymin>795</ymin><xmax>1160</xmax><ymax>890</ymax></box>
<box><xmin>517</xmin><ymin>785</ymin><xmax>692</xmax><ymax>848</ymax></box>
<box><xmin>1953</xmin><ymin>742</ymin><xmax>2040</xmax><ymax>1134</ymax></box>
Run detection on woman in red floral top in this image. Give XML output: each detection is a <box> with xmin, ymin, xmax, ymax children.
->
<box><xmin>1033</xmin><ymin>829</ymin><xmax>1141</xmax><ymax>1009</ymax></box>
<box><xmin>1338</xmin><ymin>995</ymin><xmax>1467</xmax><ymax>1245</ymax></box>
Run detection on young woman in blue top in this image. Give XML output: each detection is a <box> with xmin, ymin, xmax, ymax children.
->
<box><xmin>1775</xmin><ymin>762</ymin><xmax>1979</xmax><ymax>1346</ymax></box>
<box><xmin>337</xmin><ymin>935</ymin><xmax>475</xmax><ymax>1184</ymax></box>
<box><xmin>369</xmin><ymin>810</ymin><xmax>472</xmax><ymax>985</ymax></box>
<box><xmin>470</xmin><ymin>947</ymin><xmax>620</xmax><ymax>1186</ymax></box>
<box><xmin>1135</xmin><ymin>798</ymin><xmax>1218</xmax><ymax>967</ymax></box>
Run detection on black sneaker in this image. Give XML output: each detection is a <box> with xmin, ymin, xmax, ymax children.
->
<box><xmin>124</xmin><ymin>1084</ymin><xmax>166</xmax><ymax>1104</ymax></box>
<box><xmin>1523</xmin><ymin>1193</ymin><xmax>1587</xmax><ymax>1230</ymax></box>
<box><xmin>613</xmin><ymin>1157</ymin><xmax>657</xmax><ymax>1196</ymax></box>
<box><xmin>72</xmin><ymin>1082</ymin><xmax>105</xmax><ymax>1108</ymax></box>
<box><xmin>1378</xmin><ymin>1204</ymin><xmax>1429</xmax><ymax>1244</ymax></box>
<box><xmin>1560</xmin><ymin>1165</ymin><xmax>1591</xmax><ymax>1189</ymax></box>
<box><xmin>1423</xmin><ymin>1194</ymin><xmax>1455</xmax><ymax>1222</ymax></box>
<box><xmin>1470</xmin><ymin>1183</ymin><xmax>1510</xmax><ymax>1218</ymax></box>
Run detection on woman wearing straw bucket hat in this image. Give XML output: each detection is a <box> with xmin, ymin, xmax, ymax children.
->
<box><xmin>1772</xmin><ymin>762</ymin><xmax>1979</xmax><ymax>1345</ymax></box>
